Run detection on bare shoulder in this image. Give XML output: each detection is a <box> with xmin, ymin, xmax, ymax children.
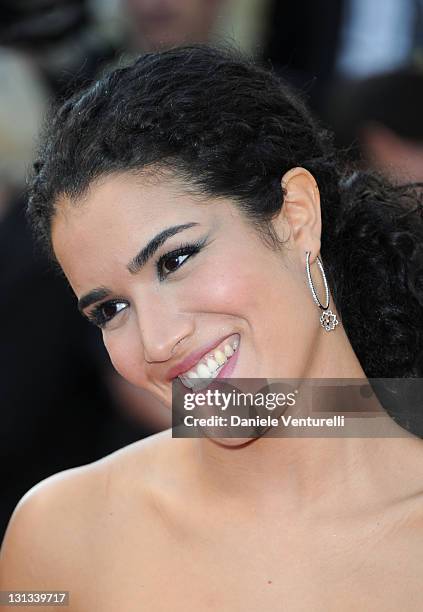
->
<box><xmin>0</xmin><ymin>428</ymin><xmax>179</xmax><ymax>604</ymax></box>
<box><xmin>0</xmin><ymin>461</ymin><xmax>92</xmax><ymax>584</ymax></box>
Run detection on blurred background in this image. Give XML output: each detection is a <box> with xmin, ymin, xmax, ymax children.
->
<box><xmin>1</xmin><ymin>0</ymin><xmax>423</xmax><ymax>541</ymax></box>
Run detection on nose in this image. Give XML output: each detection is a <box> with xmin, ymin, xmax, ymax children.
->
<box><xmin>135</xmin><ymin>296</ymin><xmax>194</xmax><ymax>363</ymax></box>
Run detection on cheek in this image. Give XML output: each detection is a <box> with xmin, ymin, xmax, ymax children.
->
<box><xmin>194</xmin><ymin>246</ymin><xmax>318</xmax><ymax>372</ymax></box>
<box><xmin>195</xmin><ymin>268</ymin><xmax>253</xmax><ymax>312</ymax></box>
<box><xmin>102</xmin><ymin>330</ymin><xmax>147</xmax><ymax>388</ymax></box>
<box><xmin>192</xmin><ymin>246</ymin><xmax>294</xmax><ymax>340</ymax></box>
<box><xmin>188</xmin><ymin>245</ymin><xmax>276</xmax><ymax>314</ymax></box>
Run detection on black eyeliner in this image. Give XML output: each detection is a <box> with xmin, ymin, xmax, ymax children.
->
<box><xmin>156</xmin><ymin>236</ymin><xmax>208</xmax><ymax>281</ymax></box>
<box><xmin>85</xmin><ymin>297</ymin><xmax>128</xmax><ymax>328</ymax></box>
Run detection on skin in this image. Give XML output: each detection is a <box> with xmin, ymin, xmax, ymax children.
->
<box><xmin>1</xmin><ymin>168</ymin><xmax>423</xmax><ymax>611</ymax></box>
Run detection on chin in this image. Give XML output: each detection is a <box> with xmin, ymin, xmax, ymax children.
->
<box><xmin>207</xmin><ymin>436</ymin><xmax>260</xmax><ymax>448</ymax></box>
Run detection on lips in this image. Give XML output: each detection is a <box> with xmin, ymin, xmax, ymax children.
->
<box><xmin>166</xmin><ymin>333</ymin><xmax>240</xmax><ymax>382</ymax></box>
<box><xmin>178</xmin><ymin>336</ymin><xmax>240</xmax><ymax>393</ymax></box>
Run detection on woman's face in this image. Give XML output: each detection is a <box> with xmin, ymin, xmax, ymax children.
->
<box><xmin>52</xmin><ymin>170</ymin><xmax>322</xmax><ymax>410</ymax></box>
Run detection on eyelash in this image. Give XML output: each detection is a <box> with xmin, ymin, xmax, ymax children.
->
<box><xmin>85</xmin><ymin>238</ymin><xmax>206</xmax><ymax>328</ymax></box>
<box><xmin>156</xmin><ymin>237</ymin><xmax>206</xmax><ymax>281</ymax></box>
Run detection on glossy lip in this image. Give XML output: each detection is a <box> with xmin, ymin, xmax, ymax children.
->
<box><xmin>178</xmin><ymin>337</ymin><xmax>241</xmax><ymax>394</ymax></box>
<box><xmin>166</xmin><ymin>333</ymin><xmax>240</xmax><ymax>382</ymax></box>
<box><xmin>180</xmin><ymin>338</ymin><xmax>241</xmax><ymax>394</ymax></box>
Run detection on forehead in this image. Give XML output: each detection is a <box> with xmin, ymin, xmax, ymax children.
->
<box><xmin>54</xmin><ymin>170</ymin><xmax>204</xmax><ymax>229</ymax></box>
<box><xmin>51</xmin><ymin>171</ymin><xmax>230</xmax><ymax>293</ymax></box>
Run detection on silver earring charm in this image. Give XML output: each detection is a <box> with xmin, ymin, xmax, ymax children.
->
<box><xmin>305</xmin><ymin>251</ymin><xmax>339</xmax><ymax>331</ymax></box>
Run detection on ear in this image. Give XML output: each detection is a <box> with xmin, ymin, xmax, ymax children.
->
<box><xmin>274</xmin><ymin>167</ymin><xmax>322</xmax><ymax>261</ymax></box>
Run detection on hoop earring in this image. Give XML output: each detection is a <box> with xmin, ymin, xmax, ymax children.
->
<box><xmin>305</xmin><ymin>251</ymin><xmax>339</xmax><ymax>331</ymax></box>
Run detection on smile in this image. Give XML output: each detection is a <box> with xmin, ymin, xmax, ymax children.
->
<box><xmin>178</xmin><ymin>334</ymin><xmax>240</xmax><ymax>389</ymax></box>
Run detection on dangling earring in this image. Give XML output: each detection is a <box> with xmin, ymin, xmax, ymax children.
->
<box><xmin>305</xmin><ymin>251</ymin><xmax>339</xmax><ymax>331</ymax></box>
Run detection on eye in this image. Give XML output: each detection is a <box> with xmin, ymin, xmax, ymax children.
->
<box><xmin>160</xmin><ymin>252</ymin><xmax>191</xmax><ymax>275</ymax></box>
<box><xmin>157</xmin><ymin>239</ymin><xmax>206</xmax><ymax>280</ymax></box>
<box><xmin>86</xmin><ymin>300</ymin><xmax>128</xmax><ymax>328</ymax></box>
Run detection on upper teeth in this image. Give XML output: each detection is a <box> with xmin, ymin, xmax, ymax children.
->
<box><xmin>178</xmin><ymin>337</ymin><xmax>239</xmax><ymax>388</ymax></box>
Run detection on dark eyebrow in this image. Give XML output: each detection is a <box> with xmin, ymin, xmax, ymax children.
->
<box><xmin>78</xmin><ymin>286</ymin><xmax>112</xmax><ymax>313</ymax></box>
<box><xmin>126</xmin><ymin>222</ymin><xmax>199</xmax><ymax>274</ymax></box>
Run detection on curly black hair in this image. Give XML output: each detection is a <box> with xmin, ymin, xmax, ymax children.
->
<box><xmin>27</xmin><ymin>45</ymin><xmax>423</xmax><ymax>384</ymax></box>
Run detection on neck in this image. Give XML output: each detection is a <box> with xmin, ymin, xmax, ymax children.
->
<box><xmin>193</xmin><ymin>322</ymin><xmax>406</xmax><ymax>515</ymax></box>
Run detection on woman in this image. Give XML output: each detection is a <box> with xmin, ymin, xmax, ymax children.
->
<box><xmin>1</xmin><ymin>45</ymin><xmax>423</xmax><ymax>611</ymax></box>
